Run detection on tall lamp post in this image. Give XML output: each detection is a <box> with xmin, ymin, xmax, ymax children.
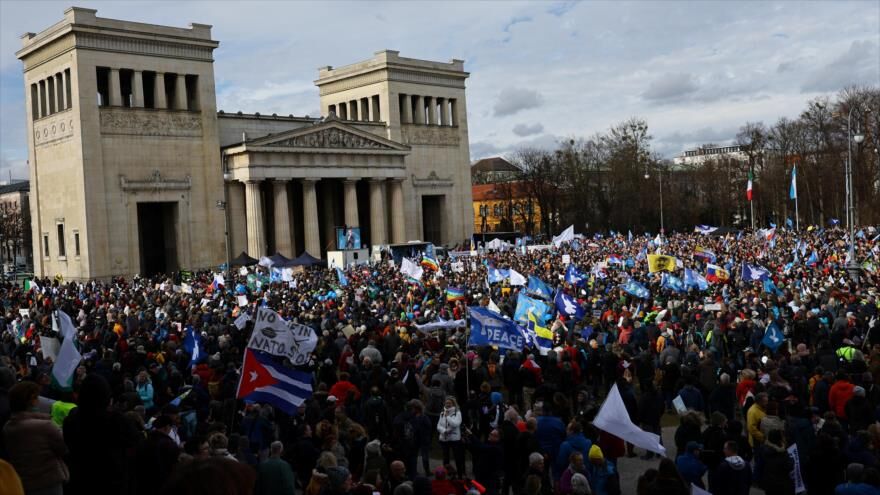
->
<box><xmin>644</xmin><ymin>164</ymin><xmax>664</xmax><ymax>234</ymax></box>
<box><xmin>218</xmin><ymin>154</ymin><xmax>233</xmax><ymax>278</ymax></box>
<box><xmin>846</xmin><ymin>105</ymin><xmax>867</xmax><ymax>281</ymax></box>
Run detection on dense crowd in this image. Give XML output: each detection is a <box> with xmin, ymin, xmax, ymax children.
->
<box><xmin>1</xmin><ymin>226</ymin><xmax>879</xmax><ymax>495</ymax></box>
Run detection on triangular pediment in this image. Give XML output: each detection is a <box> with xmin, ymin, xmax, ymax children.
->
<box><xmin>248</xmin><ymin>119</ymin><xmax>409</xmax><ymax>152</ymax></box>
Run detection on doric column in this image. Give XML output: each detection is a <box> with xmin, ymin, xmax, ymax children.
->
<box><xmin>389</xmin><ymin>179</ymin><xmax>406</xmax><ymax>243</ymax></box>
<box><xmin>272</xmin><ymin>180</ymin><xmax>293</xmax><ymax>256</ymax></box>
<box><xmin>371</xmin><ymin>95</ymin><xmax>381</xmax><ymax>122</ymax></box>
<box><xmin>132</xmin><ymin>70</ymin><xmax>144</xmax><ymax>108</ymax></box>
<box><xmin>227</xmin><ymin>180</ymin><xmax>247</xmax><ymax>257</ymax></box>
<box><xmin>360</xmin><ymin>98</ymin><xmax>369</xmax><ymax>122</ymax></box>
<box><xmin>349</xmin><ymin>100</ymin><xmax>358</xmax><ymax>120</ymax></box>
<box><xmin>414</xmin><ymin>95</ymin><xmax>425</xmax><ymax>125</ymax></box>
<box><xmin>450</xmin><ymin>98</ymin><xmax>458</xmax><ymax>126</ymax></box>
<box><xmin>343</xmin><ymin>179</ymin><xmax>359</xmax><ymax>227</ymax></box>
<box><xmin>369</xmin><ymin>179</ymin><xmax>387</xmax><ymax>245</ymax></box>
<box><xmin>245</xmin><ymin>180</ymin><xmax>266</xmax><ymax>257</ymax></box>
<box><xmin>55</xmin><ymin>73</ymin><xmax>65</xmax><ymax>112</ymax></box>
<box><xmin>154</xmin><ymin>72</ymin><xmax>167</xmax><ymax>109</ymax></box>
<box><xmin>301</xmin><ymin>179</ymin><xmax>321</xmax><ymax>256</ymax></box>
<box><xmin>438</xmin><ymin>97</ymin><xmax>448</xmax><ymax>126</ymax></box>
<box><xmin>109</xmin><ymin>68</ymin><xmax>122</xmax><ymax>106</ymax></box>
<box><xmin>426</xmin><ymin>96</ymin><xmax>436</xmax><ymax>125</ymax></box>
<box><xmin>174</xmin><ymin>74</ymin><xmax>187</xmax><ymax>110</ymax></box>
<box><xmin>401</xmin><ymin>94</ymin><xmax>412</xmax><ymax>124</ymax></box>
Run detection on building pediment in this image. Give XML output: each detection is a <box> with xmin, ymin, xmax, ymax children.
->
<box><xmin>241</xmin><ymin>119</ymin><xmax>409</xmax><ymax>154</ymax></box>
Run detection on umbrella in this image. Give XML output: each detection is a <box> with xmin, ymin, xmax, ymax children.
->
<box><xmin>230</xmin><ymin>251</ymin><xmax>258</xmax><ymax>267</ymax></box>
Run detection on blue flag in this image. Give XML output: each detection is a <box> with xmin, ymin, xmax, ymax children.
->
<box><xmin>514</xmin><ymin>293</ymin><xmax>552</xmax><ymax>325</ymax></box>
<box><xmin>807</xmin><ymin>251</ymin><xmax>819</xmax><ymax>266</ymax></box>
<box><xmin>182</xmin><ymin>325</ymin><xmax>206</xmax><ymax>366</ymax></box>
<box><xmin>683</xmin><ymin>268</ymin><xmax>709</xmax><ymax>291</ymax></box>
<box><xmin>336</xmin><ymin>268</ymin><xmax>348</xmax><ymax>287</ymax></box>
<box><xmin>763</xmin><ymin>278</ymin><xmax>782</xmax><ymax>296</ymax></box>
<box><xmin>661</xmin><ymin>273</ymin><xmax>686</xmax><ymax>293</ymax></box>
<box><xmin>742</xmin><ymin>262</ymin><xmax>771</xmax><ymax>282</ymax></box>
<box><xmin>527</xmin><ymin>275</ymin><xmax>553</xmax><ymax>300</ymax></box>
<box><xmin>468</xmin><ymin>307</ymin><xmax>527</xmax><ymax>351</ymax></box>
<box><xmin>762</xmin><ymin>322</ymin><xmax>784</xmax><ymax>352</ymax></box>
<box><xmin>620</xmin><ymin>278</ymin><xmax>651</xmax><ymax>299</ymax></box>
<box><xmin>565</xmin><ymin>265</ymin><xmax>587</xmax><ymax>286</ymax></box>
<box><xmin>830</xmin><ymin>218</ymin><xmax>840</xmax><ymax>226</ymax></box>
<box><xmin>554</xmin><ymin>290</ymin><xmax>585</xmax><ymax>320</ymax></box>
<box><xmin>786</xmin><ymin>218</ymin><xmax>793</xmax><ymax>229</ymax></box>
<box><xmin>790</xmin><ymin>165</ymin><xmax>797</xmax><ymax>199</ymax></box>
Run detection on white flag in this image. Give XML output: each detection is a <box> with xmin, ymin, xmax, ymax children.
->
<box><xmin>51</xmin><ymin>310</ymin><xmax>82</xmax><ymax>388</ymax></box>
<box><xmin>508</xmin><ymin>269</ymin><xmax>527</xmax><ymax>286</ymax></box>
<box><xmin>593</xmin><ymin>383</ymin><xmax>667</xmax><ymax>457</ymax></box>
<box><xmin>487</xmin><ymin>299</ymin><xmax>502</xmax><ymax>314</ymax></box>
<box><xmin>233</xmin><ymin>311</ymin><xmax>250</xmax><ymax>330</ymax></box>
<box><xmin>40</xmin><ymin>336</ymin><xmax>60</xmax><ymax>361</ymax></box>
<box><xmin>400</xmin><ymin>257</ymin><xmax>424</xmax><ymax>280</ymax></box>
<box><xmin>552</xmin><ymin>225</ymin><xmax>575</xmax><ymax>247</ymax></box>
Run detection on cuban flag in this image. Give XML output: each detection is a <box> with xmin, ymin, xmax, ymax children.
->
<box><xmin>694</xmin><ymin>225</ymin><xmax>718</xmax><ymax>235</ymax></box>
<box><xmin>683</xmin><ymin>268</ymin><xmax>708</xmax><ymax>291</ymax></box>
<box><xmin>565</xmin><ymin>265</ymin><xmax>587</xmax><ymax>286</ymax></box>
<box><xmin>620</xmin><ymin>278</ymin><xmax>651</xmax><ymax>299</ymax></box>
<box><xmin>237</xmin><ymin>349</ymin><xmax>313</xmax><ymax>414</ymax></box>
<box><xmin>607</xmin><ymin>254</ymin><xmax>624</xmax><ymax>266</ymax></box>
<box><xmin>555</xmin><ymin>290</ymin><xmax>585</xmax><ymax>320</ymax></box>
<box><xmin>742</xmin><ymin>262</ymin><xmax>771</xmax><ymax>282</ymax></box>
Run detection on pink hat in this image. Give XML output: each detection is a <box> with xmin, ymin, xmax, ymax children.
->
<box><xmin>467</xmin><ymin>351</ymin><xmax>476</xmax><ymax>361</ymax></box>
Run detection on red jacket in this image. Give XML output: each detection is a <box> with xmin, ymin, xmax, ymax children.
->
<box><xmin>829</xmin><ymin>380</ymin><xmax>855</xmax><ymax>419</ymax></box>
<box><xmin>328</xmin><ymin>380</ymin><xmax>361</xmax><ymax>406</ymax></box>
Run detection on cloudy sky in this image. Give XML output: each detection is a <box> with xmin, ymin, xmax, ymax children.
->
<box><xmin>1</xmin><ymin>0</ymin><xmax>878</xmax><ymax>179</ymax></box>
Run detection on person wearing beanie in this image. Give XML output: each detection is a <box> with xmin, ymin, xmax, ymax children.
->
<box><xmin>675</xmin><ymin>441</ymin><xmax>707</xmax><ymax>489</ymax></box>
<box><xmin>586</xmin><ymin>445</ymin><xmax>619</xmax><ymax>495</ymax></box>
<box><xmin>325</xmin><ymin>465</ymin><xmax>352</xmax><ymax>494</ymax></box>
<box><xmin>846</xmin><ymin>386</ymin><xmax>875</xmax><ymax>434</ymax></box>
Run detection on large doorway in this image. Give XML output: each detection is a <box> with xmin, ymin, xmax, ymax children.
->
<box><xmin>137</xmin><ymin>202</ymin><xmax>179</xmax><ymax>275</ymax></box>
<box><xmin>421</xmin><ymin>195</ymin><xmax>444</xmax><ymax>245</ymax></box>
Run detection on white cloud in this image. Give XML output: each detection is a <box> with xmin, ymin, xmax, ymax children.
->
<box><xmin>493</xmin><ymin>88</ymin><xmax>543</xmax><ymax>117</ymax></box>
<box><xmin>512</xmin><ymin>122</ymin><xmax>544</xmax><ymax>137</ymax></box>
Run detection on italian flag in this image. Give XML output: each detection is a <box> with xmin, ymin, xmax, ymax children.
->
<box><xmin>746</xmin><ymin>170</ymin><xmax>753</xmax><ymax>201</ymax></box>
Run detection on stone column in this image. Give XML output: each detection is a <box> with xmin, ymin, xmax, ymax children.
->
<box><xmin>132</xmin><ymin>70</ymin><xmax>144</xmax><ymax>108</ymax></box>
<box><xmin>426</xmin><ymin>96</ymin><xmax>436</xmax><ymax>125</ymax></box>
<box><xmin>389</xmin><ymin>179</ymin><xmax>406</xmax><ymax>243</ymax></box>
<box><xmin>227</xmin><ymin>180</ymin><xmax>247</xmax><ymax>257</ymax></box>
<box><xmin>109</xmin><ymin>68</ymin><xmax>122</xmax><ymax>106</ymax></box>
<box><xmin>272</xmin><ymin>180</ymin><xmax>293</xmax><ymax>256</ymax></box>
<box><xmin>154</xmin><ymin>72</ymin><xmax>167</xmax><ymax>109</ymax></box>
<box><xmin>438</xmin><ymin>97</ymin><xmax>448</xmax><ymax>125</ymax></box>
<box><xmin>245</xmin><ymin>180</ymin><xmax>266</xmax><ymax>257</ymax></box>
<box><xmin>450</xmin><ymin>98</ymin><xmax>458</xmax><ymax>126</ymax></box>
<box><xmin>369</xmin><ymin>179</ymin><xmax>387</xmax><ymax>245</ymax></box>
<box><xmin>360</xmin><ymin>98</ymin><xmax>369</xmax><ymax>122</ymax></box>
<box><xmin>301</xmin><ymin>179</ymin><xmax>321</xmax><ymax>256</ymax></box>
<box><xmin>55</xmin><ymin>73</ymin><xmax>65</xmax><ymax>112</ymax></box>
<box><xmin>371</xmin><ymin>95</ymin><xmax>381</xmax><ymax>122</ymax></box>
<box><xmin>401</xmin><ymin>94</ymin><xmax>412</xmax><ymax>124</ymax></box>
<box><xmin>414</xmin><ymin>95</ymin><xmax>425</xmax><ymax>125</ymax></box>
<box><xmin>343</xmin><ymin>179</ymin><xmax>359</xmax><ymax>227</ymax></box>
<box><xmin>349</xmin><ymin>100</ymin><xmax>358</xmax><ymax>120</ymax></box>
<box><xmin>174</xmin><ymin>74</ymin><xmax>187</xmax><ymax>110</ymax></box>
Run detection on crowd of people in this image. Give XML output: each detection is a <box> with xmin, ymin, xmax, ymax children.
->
<box><xmin>1</xmin><ymin>225</ymin><xmax>879</xmax><ymax>495</ymax></box>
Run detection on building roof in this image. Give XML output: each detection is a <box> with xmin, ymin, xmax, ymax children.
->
<box><xmin>0</xmin><ymin>181</ymin><xmax>29</xmax><ymax>195</ymax></box>
<box><xmin>471</xmin><ymin>157</ymin><xmax>519</xmax><ymax>174</ymax></box>
<box><xmin>472</xmin><ymin>181</ymin><xmax>531</xmax><ymax>201</ymax></box>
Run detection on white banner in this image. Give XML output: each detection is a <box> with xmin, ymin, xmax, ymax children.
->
<box><xmin>237</xmin><ymin>295</ymin><xmax>248</xmax><ymax>307</ymax></box>
<box><xmin>40</xmin><ymin>336</ymin><xmax>60</xmax><ymax>360</ymax></box>
<box><xmin>451</xmin><ymin>262</ymin><xmax>464</xmax><ymax>273</ymax></box>
<box><xmin>247</xmin><ymin>307</ymin><xmax>317</xmax><ymax>366</ymax></box>
<box><xmin>562</xmin><ymin>254</ymin><xmax>571</xmax><ymax>265</ymax></box>
<box><xmin>19</xmin><ymin>309</ymin><xmax>28</xmax><ymax>317</ymax></box>
<box><xmin>788</xmin><ymin>444</ymin><xmax>806</xmax><ymax>494</ymax></box>
<box><xmin>234</xmin><ymin>312</ymin><xmax>250</xmax><ymax>330</ymax></box>
<box><xmin>413</xmin><ymin>319</ymin><xmax>466</xmax><ymax>332</ymax></box>
<box><xmin>400</xmin><ymin>257</ymin><xmax>424</xmax><ymax>280</ymax></box>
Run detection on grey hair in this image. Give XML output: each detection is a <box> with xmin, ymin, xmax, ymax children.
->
<box><xmin>719</xmin><ymin>373</ymin><xmax>730</xmax><ymax>384</ymax></box>
<box><xmin>529</xmin><ymin>452</ymin><xmax>544</xmax><ymax>466</ymax></box>
<box><xmin>270</xmin><ymin>440</ymin><xmax>283</xmax><ymax>456</ymax></box>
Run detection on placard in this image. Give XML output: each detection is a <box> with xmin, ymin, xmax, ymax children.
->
<box><xmin>562</xmin><ymin>254</ymin><xmax>571</xmax><ymax>265</ymax></box>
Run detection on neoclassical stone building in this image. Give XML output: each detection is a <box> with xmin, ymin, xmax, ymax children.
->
<box><xmin>18</xmin><ymin>7</ymin><xmax>474</xmax><ymax>280</ymax></box>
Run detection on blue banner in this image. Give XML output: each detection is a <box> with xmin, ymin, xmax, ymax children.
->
<box><xmin>527</xmin><ymin>275</ymin><xmax>553</xmax><ymax>300</ymax></box>
<box><xmin>555</xmin><ymin>290</ymin><xmax>585</xmax><ymax>320</ymax></box>
<box><xmin>762</xmin><ymin>322</ymin><xmax>784</xmax><ymax>352</ymax></box>
<box><xmin>565</xmin><ymin>265</ymin><xmax>587</xmax><ymax>286</ymax></box>
<box><xmin>469</xmin><ymin>307</ymin><xmax>527</xmax><ymax>351</ymax></box>
<box><xmin>620</xmin><ymin>278</ymin><xmax>651</xmax><ymax>299</ymax></box>
<box><xmin>661</xmin><ymin>273</ymin><xmax>686</xmax><ymax>293</ymax></box>
<box><xmin>683</xmin><ymin>268</ymin><xmax>708</xmax><ymax>291</ymax></box>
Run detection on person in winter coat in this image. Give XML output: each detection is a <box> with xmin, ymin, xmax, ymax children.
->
<box><xmin>136</xmin><ymin>369</ymin><xmax>155</xmax><ymax>412</ymax></box>
<box><xmin>3</xmin><ymin>381</ymin><xmax>69</xmax><ymax>495</ymax></box>
<box><xmin>845</xmin><ymin>386</ymin><xmax>874</xmax><ymax>434</ymax></box>
<box><xmin>674</xmin><ymin>411</ymin><xmax>703</xmax><ymax>457</ymax></box>
<box><xmin>558</xmin><ymin>452</ymin><xmax>591</xmax><ymax>495</ymax></box>
<box><xmin>709</xmin><ymin>440</ymin><xmax>752</xmax><ymax>495</ymax></box>
<box><xmin>437</xmin><ymin>397</ymin><xmax>466</xmax><ymax>477</ymax></box>
<box><xmin>708</xmin><ymin>373</ymin><xmax>737</xmax><ymax>421</ymax></box>
<box><xmin>535</xmin><ymin>402</ymin><xmax>567</xmax><ymax>472</ymax></box>
<box><xmin>675</xmin><ymin>441</ymin><xmax>708</xmax><ymax>489</ymax></box>
<box><xmin>829</xmin><ymin>371</ymin><xmax>856</xmax><ymax>421</ymax></box>
<box><xmin>638</xmin><ymin>382</ymin><xmax>665</xmax><ymax>460</ymax></box>
<box><xmin>585</xmin><ymin>445</ymin><xmax>620</xmax><ymax>495</ymax></box>
<box><xmin>468</xmin><ymin>429</ymin><xmax>504</xmax><ymax>495</ymax></box>
<box><xmin>555</xmin><ymin>420</ymin><xmax>592</xmax><ymax>479</ymax></box>
<box><xmin>760</xmin><ymin>430</ymin><xmax>795</xmax><ymax>494</ymax></box>
<box><xmin>746</xmin><ymin>392</ymin><xmax>768</xmax><ymax>448</ymax></box>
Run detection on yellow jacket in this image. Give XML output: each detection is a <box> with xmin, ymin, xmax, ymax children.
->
<box><xmin>747</xmin><ymin>403</ymin><xmax>766</xmax><ymax>447</ymax></box>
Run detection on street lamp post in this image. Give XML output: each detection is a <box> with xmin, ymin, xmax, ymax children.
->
<box><xmin>644</xmin><ymin>165</ymin><xmax>664</xmax><ymax>234</ymax></box>
<box><xmin>846</xmin><ymin>105</ymin><xmax>866</xmax><ymax>281</ymax></box>
<box><xmin>219</xmin><ymin>154</ymin><xmax>233</xmax><ymax>278</ymax></box>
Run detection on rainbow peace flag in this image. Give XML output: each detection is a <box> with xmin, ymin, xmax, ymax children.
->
<box><xmin>421</xmin><ymin>255</ymin><xmax>440</xmax><ymax>272</ymax></box>
<box><xmin>446</xmin><ymin>287</ymin><xmax>465</xmax><ymax>301</ymax></box>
